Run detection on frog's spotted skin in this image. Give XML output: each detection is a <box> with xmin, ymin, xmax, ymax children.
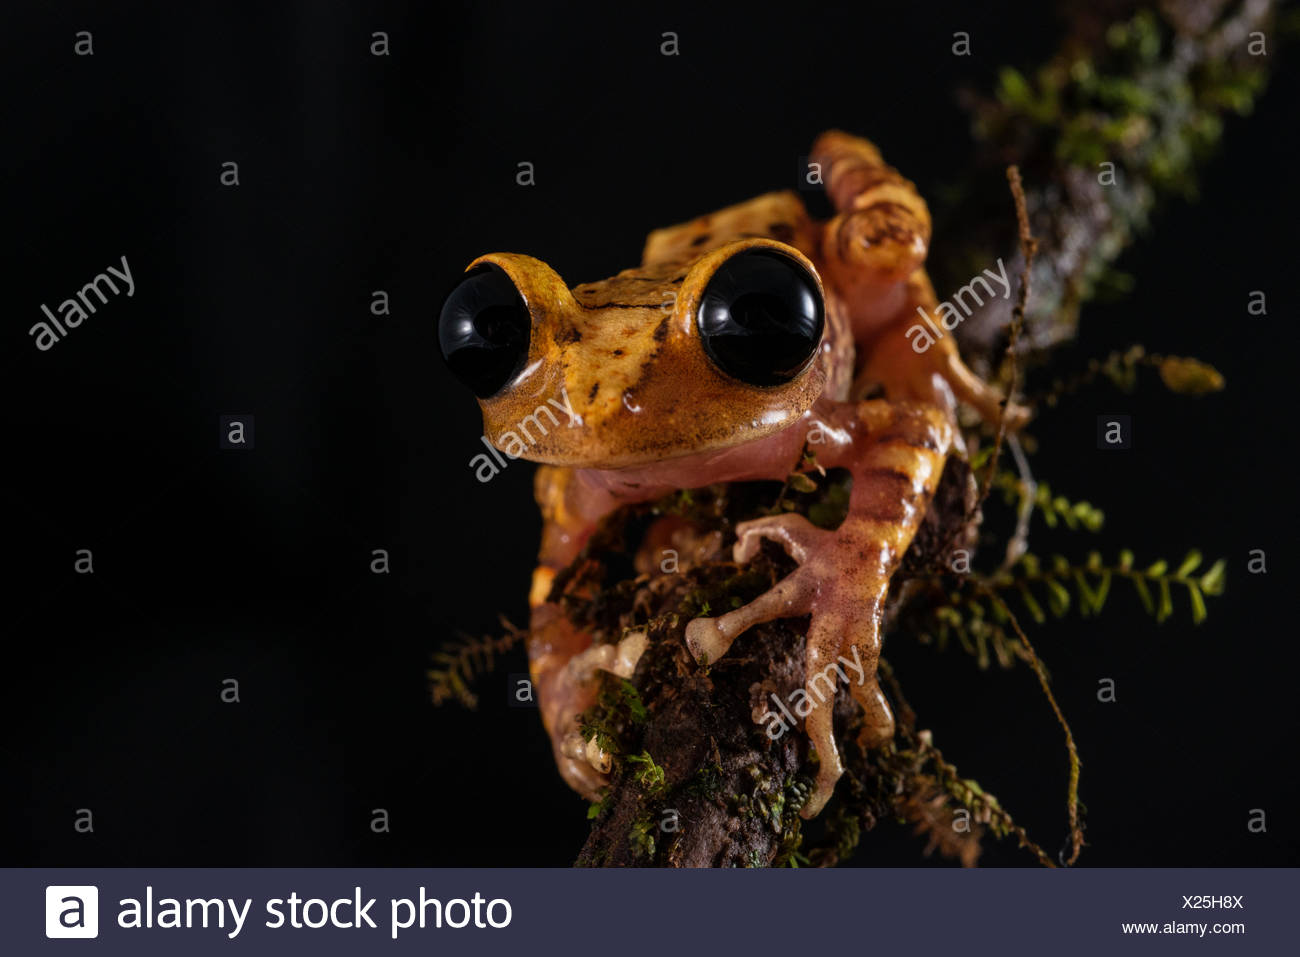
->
<box><xmin>447</xmin><ymin>131</ymin><xmax>1024</xmax><ymax>816</ymax></box>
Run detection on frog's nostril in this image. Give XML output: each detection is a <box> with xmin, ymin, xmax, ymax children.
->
<box><xmin>439</xmin><ymin>264</ymin><xmax>533</xmax><ymax>398</ymax></box>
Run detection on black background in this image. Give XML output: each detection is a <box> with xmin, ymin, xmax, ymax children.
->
<box><xmin>4</xmin><ymin>1</ymin><xmax>1296</xmax><ymax>866</ymax></box>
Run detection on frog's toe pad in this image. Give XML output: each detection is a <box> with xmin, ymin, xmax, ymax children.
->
<box><xmin>684</xmin><ymin>616</ymin><xmax>728</xmax><ymax>665</ymax></box>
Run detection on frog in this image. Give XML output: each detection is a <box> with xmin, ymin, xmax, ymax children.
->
<box><xmin>438</xmin><ymin>130</ymin><xmax>1026</xmax><ymax>819</ymax></box>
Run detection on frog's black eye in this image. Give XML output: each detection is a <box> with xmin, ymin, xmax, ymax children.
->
<box><xmin>438</xmin><ymin>264</ymin><xmax>533</xmax><ymax>398</ymax></box>
<box><xmin>697</xmin><ymin>248</ymin><xmax>824</xmax><ymax>386</ymax></box>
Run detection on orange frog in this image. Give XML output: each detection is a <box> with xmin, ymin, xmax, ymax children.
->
<box><xmin>439</xmin><ymin>131</ymin><xmax>1024</xmax><ymax>817</ymax></box>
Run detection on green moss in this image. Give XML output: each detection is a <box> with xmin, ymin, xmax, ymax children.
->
<box><xmin>626</xmin><ymin>750</ymin><xmax>667</xmax><ymax>795</ymax></box>
<box><xmin>586</xmin><ymin>793</ymin><xmax>611</xmax><ymax>820</ymax></box>
<box><xmin>683</xmin><ymin>761</ymin><xmax>725</xmax><ymax>802</ymax></box>
<box><xmin>628</xmin><ymin>811</ymin><xmax>658</xmax><ymax>861</ymax></box>
<box><xmin>577</xmin><ymin>674</ymin><xmax>652</xmax><ymax>758</ymax></box>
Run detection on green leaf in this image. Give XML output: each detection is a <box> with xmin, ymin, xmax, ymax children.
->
<box><xmin>1074</xmin><ymin>570</ymin><xmax>1107</xmax><ymax>616</ymax></box>
<box><xmin>788</xmin><ymin>472</ymin><xmax>818</xmax><ymax>494</ymax></box>
<box><xmin>1094</xmin><ymin>570</ymin><xmax>1112</xmax><ymax>612</ymax></box>
<box><xmin>1176</xmin><ymin>550</ymin><xmax>1202</xmax><ymax>578</ymax></box>
<box><xmin>1018</xmin><ymin>585</ymin><xmax>1047</xmax><ymax>624</ymax></box>
<box><xmin>999</xmin><ymin>67</ymin><xmax>1034</xmax><ymax>108</ymax></box>
<box><xmin>1188</xmin><ymin>584</ymin><xmax>1208</xmax><ymax>625</ymax></box>
<box><xmin>1158</xmin><ymin>357</ymin><xmax>1225</xmax><ymax>395</ymax></box>
<box><xmin>619</xmin><ymin>679</ymin><xmax>649</xmax><ymax>723</ymax></box>
<box><xmin>1046</xmin><ymin>579</ymin><xmax>1071</xmax><ymax>616</ymax></box>
<box><xmin>1072</xmin><ymin>571</ymin><xmax>1095</xmax><ymax>616</ymax></box>
<box><xmin>1199</xmin><ymin>559</ymin><xmax>1226</xmax><ymax>595</ymax></box>
<box><xmin>988</xmin><ymin>597</ymin><xmax>1009</xmax><ymax>623</ymax></box>
<box><xmin>1156</xmin><ymin>579</ymin><xmax>1174</xmax><ymax>623</ymax></box>
<box><xmin>1131</xmin><ymin>574</ymin><xmax>1154</xmax><ymax>614</ymax></box>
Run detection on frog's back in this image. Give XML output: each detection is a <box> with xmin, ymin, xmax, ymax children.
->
<box><xmin>641</xmin><ymin>190</ymin><xmax>819</xmax><ymax>268</ymax></box>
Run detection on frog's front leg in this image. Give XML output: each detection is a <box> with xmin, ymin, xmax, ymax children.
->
<box><xmin>685</xmin><ymin>400</ymin><xmax>953</xmax><ymax>817</ymax></box>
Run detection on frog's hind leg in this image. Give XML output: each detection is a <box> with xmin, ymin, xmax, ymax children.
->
<box><xmin>686</xmin><ymin>401</ymin><xmax>953</xmax><ymax>817</ymax></box>
<box><xmin>811</xmin><ymin>130</ymin><xmax>932</xmax><ymax>305</ymax></box>
<box><xmin>815</xmin><ymin>130</ymin><xmax>1030</xmax><ymax>430</ymax></box>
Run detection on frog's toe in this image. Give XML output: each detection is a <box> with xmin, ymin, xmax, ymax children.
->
<box><xmin>538</xmin><ymin>625</ymin><xmax>649</xmax><ymax>800</ymax></box>
<box><xmin>733</xmin><ymin>512</ymin><xmax>826</xmax><ymax>564</ymax></box>
<box><xmin>685</xmin><ymin>514</ymin><xmax>834</xmax><ymax>704</ymax></box>
<box><xmin>801</xmin><ymin>764</ymin><xmax>843</xmax><ymax>820</ymax></box>
<box><xmin>683</xmin><ymin>511</ymin><xmax>828</xmax><ymax>663</ymax></box>
<box><xmin>548</xmin><ymin>692</ymin><xmax>611</xmax><ymax>800</ymax></box>
<box><xmin>685</xmin><ymin>571</ymin><xmax>814</xmax><ymax>664</ymax></box>
<box><xmin>559</xmin><ymin>730</ymin><xmax>612</xmax><ymax>791</ymax></box>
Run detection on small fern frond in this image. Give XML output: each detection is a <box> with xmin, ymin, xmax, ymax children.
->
<box><xmin>428</xmin><ymin>618</ymin><xmax>527</xmax><ymax>709</ymax></box>
<box><xmin>990</xmin><ymin>472</ymin><xmax>1105</xmax><ymax>532</ymax></box>
<box><xmin>984</xmin><ymin>550</ymin><xmax>1225</xmax><ymax>625</ymax></box>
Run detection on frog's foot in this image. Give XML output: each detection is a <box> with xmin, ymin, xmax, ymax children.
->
<box><xmin>685</xmin><ymin>512</ymin><xmax>897</xmax><ymax>818</ymax></box>
<box><xmin>685</xmin><ymin>403</ymin><xmax>953</xmax><ymax>817</ymax></box>
<box><xmin>684</xmin><ymin>513</ymin><xmax>818</xmax><ymax>665</ymax></box>
<box><xmin>530</xmin><ymin>598</ymin><xmax>645</xmax><ymax>799</ymax></box>
<box><xmin>546</xmin><ymin>628</ymin><xmax>650</xmax><ymax>798</ymax></box>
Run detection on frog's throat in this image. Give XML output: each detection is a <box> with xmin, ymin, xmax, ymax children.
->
<box><xmin>572</xmin><ymin>409</ymin><xmax>839</xmax><ymax>506</ymax></box>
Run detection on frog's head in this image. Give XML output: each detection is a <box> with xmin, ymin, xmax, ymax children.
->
<box><xmin>438</xmin><ymin>238</ymin><xmax>829</xmax><ymax>470</ymax></box>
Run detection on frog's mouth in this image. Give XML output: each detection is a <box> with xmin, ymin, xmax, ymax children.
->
<box><xmin>485</xmin><ymin>387</ymin><xmax>819</xmax><ymax>473</ymax></box>
<box><xmin>568</xmin><ymin>411</ymin><xmax>832</xmax><ymax>503</ymax></box>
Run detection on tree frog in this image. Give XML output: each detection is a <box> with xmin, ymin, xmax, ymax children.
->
<box><xmin>439</xmin><ymin>131</ymin><xmax>1023</xmax><ymax>818</ymax></box>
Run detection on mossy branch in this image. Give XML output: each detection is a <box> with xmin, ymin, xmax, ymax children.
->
<box><xmin>944</xmin><ymin>0</ymin><xmax>1278</xmax><ymax>355</ymax></box>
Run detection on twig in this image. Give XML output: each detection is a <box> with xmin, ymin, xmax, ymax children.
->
<box><xmin>936</xmin><ymin>166</ymin><xmax>1039</xmax><ymax>574</ymax></box>
<box><xmin>1000</xmin><ymin>433</ymin><xmax>1037</xmax><ymax>571</ymax></box>
<box><xmin>973</xmin><ymin>167</ymin><xmax>1037</xmax><ymax>516</ymax></box>
<box><xmin>977</xmin><ymin>585</ymin><xmax>1085</xmax><ymax>866</ymax></box>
